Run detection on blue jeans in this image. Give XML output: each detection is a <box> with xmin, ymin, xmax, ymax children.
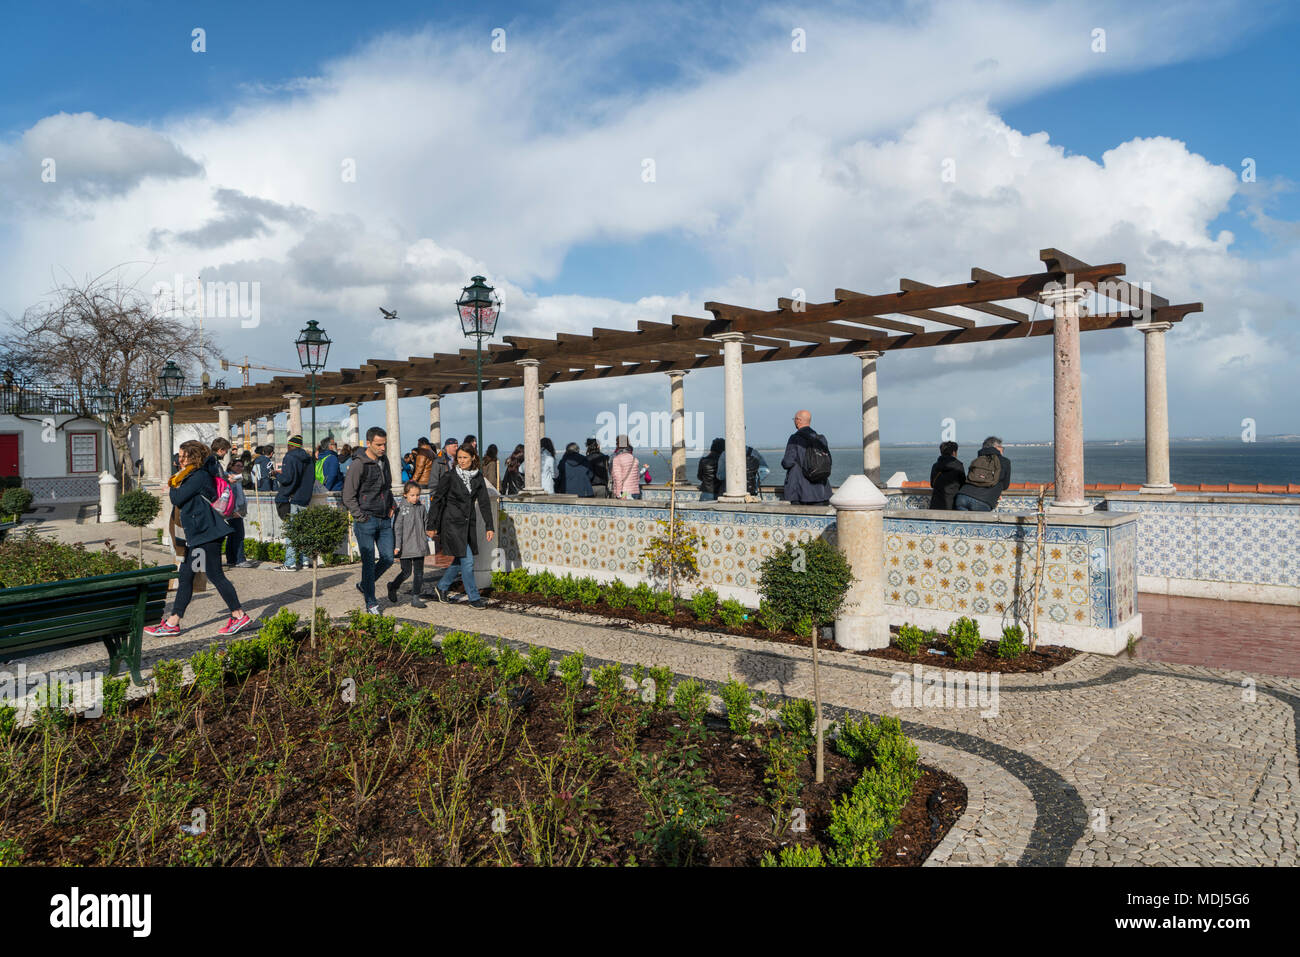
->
<box><xmin>437</xmin><ymin>544</ymin><xmax>481</xmax><ymax>602</ymax></box>
<box><xmin>954</xmin><ymin>493</ymin><xmax>993</xmax><ymax>512</ymax></box>
<box><xmin>354</xmin><ymin>514</ymin><xmax>395</xmax><ymax>604</ymax></box>
<box><xmin>281</xmin><ymin>503</ymin><xmax>305</xmax><ymax>566</ymax></box>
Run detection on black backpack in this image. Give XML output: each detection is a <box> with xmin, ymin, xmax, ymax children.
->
<box><xmin>801</xmin><ymin>436</ymin><xmax>832</xmax><ymax>485</ymax></box>
<box><xmin>966</xmin><ymin>451</ymin><xmax>1002</xmax><ymax>488</ymax></box>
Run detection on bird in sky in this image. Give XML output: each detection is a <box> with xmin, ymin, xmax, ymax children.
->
<box><xmin>379</xmin><ymin>307</ymin><xmax>398</xmax><ymax>320</ymax></box>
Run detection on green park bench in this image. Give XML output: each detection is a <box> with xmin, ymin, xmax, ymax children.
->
<box><xmin>0</xmin><ymin>564</ymin><xmax>179</xmax><ymax>686</ymax></box>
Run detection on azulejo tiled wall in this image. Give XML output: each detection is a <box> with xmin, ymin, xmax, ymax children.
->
<box><xmin>496</xmin><ymin>500</ymin><xmax>834</xmax><ymax>593</ymax></box>
<box><xmin>882</xmin><ymin>515</ymin><xmax>1134</xmax><ymax>630</ymax></box>
<box><xmin>893</xmin><ymin>492</ymin><xmax>1299</xmax><ymax>592</ymax></box>
<box><xmin>497</xmin><ymin>499</ymin><xmax>1139</xmax><ymax>637</ymax></box>
<box><xmin>25</xmin><ymin>476</ymin><xmax>99</xmax><ymax>502</ymax></box>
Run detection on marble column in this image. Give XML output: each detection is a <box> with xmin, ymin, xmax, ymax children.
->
<box><xmin>538</xmin><ymin>384</ymin><xmax>547</xmax><ymax>440</ymax></box>
<box><xmin>517</xmin><ymin>360</ymin><xmax>542</xmax><ymax>492</ymax></box>
<box><xmin>379</xmin><ymin>377</ymin><xmax>402</xmax><ymax>493</ymax></box>
<box><xmin>242</xmin><ymin>419</ymin><xmax>254</xmax><ymax>452</ymax></box>
<box><xmin>259</xmin><ymin>416</ymin><xmax>273</xmax><ymax>450</ymax></box>
<box><xmin>1041</xmin><ymin>286</ymin><xmax>1090</xmax><ymax>512</ymax></box>
<box><xmin>714</xmin><ymin>332</ymin><xmax>747</xmax><ymax>502</ymax></box>
<box><xmin>284</xmin><ymin>393</ymin><xmax>303</xmax><ymax>441</ymax></box>
<box><xmin>157</xmin><ymin>409</ymin><xmax>172</xmax><ymax>474</ymax></box>
<box><xmin>666</xmin><ymin>370</ymin><xmax>689</xmax><ymax>485</ymax></box>
<box><xmin>142</xmin><ymin>418</ymin><xmax>159</xmax><ymax>482</ymax></box>
<box><xmin>1136</xmin><ymin>321</ymin><xmax>1175</xmax><ymax>493</ymax></box>
<box><xmin>215</xmin><ymin>405</ymin><xmax>232</xmax><ymax>443</ymax></box>
<box><xmin>854</xmin><ymin>350</ymin><xmax>882</xmax><ymax>486</ymax></box>
<box><xmin>429</xmin><ymin>394</ymin><xmax>442</xmax><ymax>446</ymax></box>
<box><xmin>830</xmin><ymin>476</ymin><xmax>889</xmax><ymax>649</ymax></box>
<box><xmin>348</xmin><ymin>403</ymin><xmax>361</xmax><ymax>447</ymax></box>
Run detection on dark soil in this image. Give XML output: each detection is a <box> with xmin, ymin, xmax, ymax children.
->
<box><xmin>487</xmin><ymin>590</ymin><xmax>1077</xmax><ymax>674</ymax></box>
<box><xmin>1</xmin><ymin>623</ymin><xmax>965</xmax><ymax>867</ymax></box>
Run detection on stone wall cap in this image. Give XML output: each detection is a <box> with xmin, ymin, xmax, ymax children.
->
<box><xmin>829</xmin><ymin>474</ymin><xmax>888</xmax><ymax>511</ymax></box>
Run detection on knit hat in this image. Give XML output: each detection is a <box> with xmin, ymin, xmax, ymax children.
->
<box><xmin>287</xmin><ymin>435</ymin><xmax>303</xmax><ymax>448</ymax></box>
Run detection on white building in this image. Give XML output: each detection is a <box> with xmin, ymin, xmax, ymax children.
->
<box><xmin>0</xmin><ymin>379</ymin><xmax>119</xmax><ymax>503</ymax></box>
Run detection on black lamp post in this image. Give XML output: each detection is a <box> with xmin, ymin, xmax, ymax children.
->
<box><xmin>456</xmin><ymin>276</ymin><xmax>501</xmax><ymax>459</ymax></box>
<box><xmin>295</xmin><ymin>320</ymin><xmax>332</xmax><ymax>452</ymax></box>
<box><xmin>158</xmin><ymin>360</ymin><xmax>185</xmax><ymax>473</ymax></box>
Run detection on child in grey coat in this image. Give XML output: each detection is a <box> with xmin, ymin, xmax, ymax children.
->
<box><xmin>387</xmin><ymin>481</ymin><xmax>431</xmax><ymax>607</ymax></box>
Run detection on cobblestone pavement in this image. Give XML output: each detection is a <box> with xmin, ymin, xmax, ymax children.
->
<box><xmin>10</xmin><ymin>511</ymin><xmax>1300</xmax><ymax>866</ymax></box>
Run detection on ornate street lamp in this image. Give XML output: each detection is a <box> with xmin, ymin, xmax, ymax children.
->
<box><xmin>158</xmin><ymin>360</ymin><xmax>185</xmax><ymax>474</ymax></box>
<box><xmin>456</xmin><ymin>276</ymin><xmax>501</xmax><ymax>460</ymax></box>
<box><xmin>295</xmin><ymin>320</ymin><xmax>332</xmax><ymax>451</ymax></box>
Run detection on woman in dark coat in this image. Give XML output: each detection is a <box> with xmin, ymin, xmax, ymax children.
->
<box><xmin>145</xmin><ymin>440</ymin><xmax>252</xmax><ymax>637</ymax></box>
<box><xmin>697</xmin><ymin>437</ymin><xmax>725</xmax><ymax>501</ymax></box>
<box><xmin>929</xmin><ymin>441</ymin><xmax>966</xmax><ymax>510</ymax></box>
<box><xmin>427</xmin><ymin>446</ymin><xmax>495</xmax><ymax>607</ymax></box>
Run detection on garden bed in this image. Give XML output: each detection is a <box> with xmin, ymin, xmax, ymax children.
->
<box><xmin>0</xmin><ymin>611</ymin><xmax>965</xmax><ymax>867</ymax></box>
<box><xmin>866</xmin><ymin>634</ymin><xmax>1077</xmax><ymax>674</ymax></box>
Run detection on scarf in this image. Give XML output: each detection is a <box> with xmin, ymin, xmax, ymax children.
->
<box><xmin>169</xmin><ymin>463</ymin><xmax>197</xmax><ymax>488</ymax></box>
<box><xmin>456</xmin><ymin>466</ymin><xmax>478</xmax><ymax>493</ymax></box>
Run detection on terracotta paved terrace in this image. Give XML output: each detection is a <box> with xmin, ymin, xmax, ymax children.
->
<box><xmin>1136</xmin><ymin>593</ymin><xmax>1300</xmax><ymax>679</ymax></box>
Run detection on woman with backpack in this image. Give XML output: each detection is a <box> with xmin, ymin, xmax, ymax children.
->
<box><xmin>211</xmin><ymin>438</ymin><xmax>255</xmax><ymax>568</ymax></box>
<box><xmin>145</xmin><ymin>440</ymin><xmax>251</xmax><ymax>637</ymax></box>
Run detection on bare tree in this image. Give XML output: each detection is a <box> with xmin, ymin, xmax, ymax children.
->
<box><xmin>0</xmin><ymin>266</ymin><xmax>221</xmax><ymax>488</ymax></box>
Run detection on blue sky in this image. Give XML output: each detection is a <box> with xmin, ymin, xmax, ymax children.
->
<box><xmin>2</xmin><ymin>0</ymin><xmax>1297</xmax><ymax>454</ymax></box>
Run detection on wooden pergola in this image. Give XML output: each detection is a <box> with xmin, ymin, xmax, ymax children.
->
<box><xmin>149</xmin><ymin>248</ymin><xmax>1198</xmax><ymax>425</ymax></box>
<box><xmin>139</xmin><ymin>248</ymin><xmax>1199</xmax><ymax>507</ymax></box>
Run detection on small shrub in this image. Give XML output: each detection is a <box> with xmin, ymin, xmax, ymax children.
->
<box><xmin>604</xmin><ymin>579</ymin><xmax>630</xmax><ymax>610</ymax></box>
<box><xmin>629</xmin><ymin>583</ymin><xmax>656</xmax><ymax>615</ymax></box>
<box><xmin>997</xmin><ymin>625</ymin><xmax>1026</xmax><ymax>659</ymax></box>
<box><xmin>0</xmin><ymin>528</ymin><xmax>137</xmax><ymax>588</ymax></box>
<box><xmin>530</xmin><ymin>571</ymin><xmax>559</xmax><ymax>597</ymax></box>
<box><xmin>526</xmin><ymin>645</ymin><xmax>552</xmax><ymax>681</ymax></box>
<box><xmin>756</xmin><ymin>600</ymin><xmax>785</xmax><ymax>634</ymax></box>
<box><xmin>225</xmin><ymin>635</ymin><xmax>269</xmax><ymax>679</ymax></box>
<box><xmin>576</xmin><ymin>577</ymin><xmax>603</xmax><ymax>607</ymax></box>
<box><xmin>101</xmin><ymin>675</ymin><xmax>130</xmax><ymax>718</ymax></box>
<box><xmin>495</xmin><ymin>641</ymin><xmax>527</xmax><ymax>683</ymax></box>
<box><xmin>719</xmin><ymin>676</ymin><xmax>754</xmax><ymax>735</ymax></box>
<box><xmin>558</xmin><ymin>651</ymin><xmax>586</xmax><ymax>695</ymax></box>
<box><xmin>654</xmin><ymin>590</ymin><xmax>676</xmax><ymax>617</ymax></box>
<box><xmin>760</xmin><ymin>846</ymin><xmax>826</xmax><ymax>867</ymax></box>
<box><xmin>591</xmin><ymin>662</ymin><xmax>625</xmax><ymax>718</ymax></box>
<box><xmin>779</xmin><ymin>698</ymin><xmax>816</xmax><ymax>746</ymax></box>
<box><xmin>397</xmin><ymin>624</ymin><xmax>438</xmax><ymax>656</ymax></box>
<box><xmin>442</xmin><ymin>631</ymin><xmax>491</xmax><ymax>667</ymax></box>
<box><xmin>263</xmin><ymin>541</ymin><xmax>286</xmax><ymax>564</ymax></box>
<box><xmin>189</xmin><ymin>646</ymin><xmax>224</xmax><ymax>692</ymax></box>
<box><xmin>757</xmin><ymin>538</ymin><xmax>853</xmax><ymax>628</ymax></box>
<box><xmin>259</xmin><ymin>608</ymin><xmax>300</xmax><ymax>651</ymax></box>
<box><xmin>792</xmin><ymin>614</ymin><xmax>814</xmax><ymax>639</ymax></box>
<box><xmin>490</xmin><ymin>569</ymin><xmax>512</xmax><ymax>592</ymax></box>
<box><xmin>0</xmin><ymin>703</ymin><xmax>16</xmax><ymax>738</ymax></box>
<box><xmin>555</xmin><ymin>574</ymin><xmax>582</xmax><ymax>603</ymax></box>
<box><xmin>895</xmin><ymin>623</ymin><xmax>926</xmax><ymax>656</ymax></box>
<box><xmin>1</xmin><ymin>487</ymin><xmax>34</xmax><ymax>521</ymax></box>
<box><xmin>672</xmin><ymin>677</ymin><xmax>709</xmax><ymax>728</ymax></box>
<box><xmin>690</xmin><ymin>588</ymin><xmax>719</xmax><ymax>623</ymax></box>
<box><xmin>946</xmin><ymin>616</ymin><xmax>982</xmax><ymax>662</ymax></box>
<box><xmin>718</xmin><ymin>598</ymin><xmax>746</xmax><ymax>628</ymax></box>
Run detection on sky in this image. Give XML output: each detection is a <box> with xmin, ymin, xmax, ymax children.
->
<box><xmin>1</xmin><ymin>0</ymin><xmax>1297</xmax><ymax>454</ymax></box>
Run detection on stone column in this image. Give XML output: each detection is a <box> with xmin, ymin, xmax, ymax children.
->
<box><xmin>854</xmin><ymin>350</ymin><xmax>883</xmax><ymax>486</ymax></box>
<box><xmin>379</xmin><ymin>378</ymin><xmax>403</xmax><ymax>493</ymax></box>
<box><xmin>666</xmin><ymin>370</ymin><xmax>689</xmax><ymax>485</ymax></box>
<box><xmin>1041</xmin><ymin>286</ymin><xmax>1091</xmax><ymax>512</ymax></box>
<box><xmin>538</xmin><ymin>384</ymin><xmax>547</xmax><ymax>440</ymax></box>
<box><xmin>284</xmin><ymin>393</ymin><xmax>303</xmax><ymax>441</ymax></box>
<box><xmin>157</xmin><ymin>409</ymin><xmax>172</xmax><ymax>473</ymax></box>
<box><xmin>517</xmin><ymin>360</ymin><xmax>542</xmax><ymax>493</ymax></box>
<box><xmin>829</xmin><ymin>476</ymin><xmax>889</xmax><ymax>649</ymax></box>
<box><xmin>141</xmin><ymin>418</ymin><xmax>159</xmax><ymax>483</ymax></box>
<box><xmin>428</xmin><ymin>394</ymin><xmax>442</xmax><ymax>446</ymax></box>
<box><xmin>215</xmin><ymin>405</ymin><xmax>232</xmax><ymax>443</ymax></box>
<box><xmin>1136</xmin><ymin>321</ymin><xmax>1175</xmax><ymax>493</ymax></box>
<box><xmin>714</xmin><ymin>332</ymin><xmax>747</xmax><ymax>502</ymax></box>
<box><xmin>259</xmin><ymin>416</ymin><xmax>273</xmax><ymax>450</ymax></box>
<box><xmin>242</xmin><ymin>419</ymin><xmax>254</xmax><ymax>452</ymax></box>
<box><xmin>348</xmin><ymin>403</ymin><xmax>361</xmax><ymax>447</ymax></box>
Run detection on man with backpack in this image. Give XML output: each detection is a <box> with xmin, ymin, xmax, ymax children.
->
<box><xmin>274</xmin><ymin>435</ymin><xmax>315</xmax><ymax>571</ymax></box>
<box><xmin>781</xmin><ymin>410</ymin><xmax>833</xmax><ymax>505</ymax></box>
<box><xmin>316</xmin><ymin>437</ymin><xmax>344</xmax><ymax>492</ymax></box>
<box><xmin>954</xmin><ymin>436</ymin><xmax>1012</xmax><ymax>511</ymax></box>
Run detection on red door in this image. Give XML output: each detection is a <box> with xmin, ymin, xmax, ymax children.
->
<box><xmin>0</xmin><ymin>434</ymin><xmax>17</xmax><ymax>478</ymax></box>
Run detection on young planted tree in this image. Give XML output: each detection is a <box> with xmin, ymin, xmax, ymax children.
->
<box><xmin>283</xmin><ymin>505</ymin><xmax>350</xmax><ymax>648</ymax></box>
<box><xmin>116</xmin><ymin>488</ymin><xmax>162</xmax><ymax>569</ymax></box>
<box><xmin>0</xmin><ymin>266</ymin><xmax>219</xmax><ymax>489</ymax></box>
<box><xmin>1</xmin><ymin>487</ymin><xmax>33</xmax><ymax>523</ymax></box>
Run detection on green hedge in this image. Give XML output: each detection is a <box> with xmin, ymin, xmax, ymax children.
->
<box><xmin>0</xmin><ymin>530</ymin><xmax>138</xmax><ymax>588</ymax></box>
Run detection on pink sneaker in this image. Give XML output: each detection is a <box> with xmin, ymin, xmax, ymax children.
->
<box><xmin>144</xmin><ymin>619</ymin><xmax>181</xmax><ymax>637</ymax></box>
<box><xmin>218</xmin><ymin>613</ymin><xmax>253</xmax><ymax>636</ymax></box>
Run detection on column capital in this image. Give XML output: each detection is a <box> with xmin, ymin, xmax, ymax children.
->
<box><xmin>853</xmin><ymin>350</ymin><xmax>883</xmax><ymax>361</ymax></box>
<box><xmin>282</xmin><ymin>392</ymin><xmax>303</xmax><ymax>401</ymax></box>
<box><xmin>428</xmin><ymin>392</ymin><xmax>442</xmax><ymax>400</ymax></box>
<box><xmin>376</xmin><ymin>377</ymin><xmax>398</xmax><ymax>387</ymax></box>
<box><xmin>346</xmin><ymin>401</ymin><xmax>359</xmax><ymax>410</ymax></box>
<box><xmin>515</xmin><ymin>358</ymin><xmax>540</xmax><ymax>368</ymax></box>
<box><xmin>1039</xmin><ymin>285</ymin><xmax>1088</xmax><ymax>306</ymax></box>
<box><xmin>665</xmin><ymin>369</ymin><xmax>689</xmax><ymax>380</ymax></box>
<box><xmin>1133</xmin><ymin>321</ymin><xmax>1173</xmax><ymax>334</ymax></box>
<box><xmin>712</xmin><ymin>331</ymin><xmax>746</xmax><ymax>343</ymax></box>
<box><xmin>213</xmin><ymin>404</ymin><xmax>233</xmax><ymax>412</ymax></box>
